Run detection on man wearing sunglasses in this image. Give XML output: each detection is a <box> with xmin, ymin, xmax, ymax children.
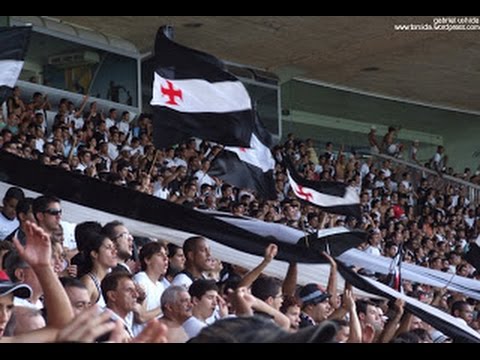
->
<box><xmin>32</xmin><ymin>195</ymin><xmax>62</xmax><ymax>236</ymax></box>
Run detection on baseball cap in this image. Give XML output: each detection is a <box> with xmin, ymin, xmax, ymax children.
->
<box><xmin>299</xmin><ymin>283</ymin><xmax>331</xmax><ymax>306</ymax></box>
<box><xmin>0</xmin><ymin>271</ymin><xmax>32</xmax><ymax>299</ymax></box>
<box><xmin>189</xmin><ymin>315</ymin><xmax>338</xmax><ymax>343</ymax></box>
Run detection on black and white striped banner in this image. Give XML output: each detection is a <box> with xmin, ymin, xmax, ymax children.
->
<box><xmin>338</xmin><ymin>248</ymin><xmax>480</xmax><ymax>300</ymax></box>
<box><xmin>337</xmin><ymin>261</ymin><xmax>480</xmax><ymax>343</ymax></box>
<box><xmin>0</xmin><ymin>152</ymin><xmax>364</xmax><ymax>265</ymax></box>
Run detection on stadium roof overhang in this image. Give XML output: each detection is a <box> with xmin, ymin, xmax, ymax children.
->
<box><xmin>48</xmin><ymin>16</ymin><xmax>480</xmax><ymax>114</ymax></box>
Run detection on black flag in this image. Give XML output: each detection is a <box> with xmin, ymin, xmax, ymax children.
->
<box><xmin>209</xmin><ymin>115</ymin><xmax>276</xmax><ymax>200</ymax></box>
<box><xmin>150</xmin><ymin>26</ymin><xmax>255</xmax><ymax>148</ymax></box>
<box><xmin>0</xmin><ymin>26</ymin><xmax>31</xmax><ymax>105</ymax></box>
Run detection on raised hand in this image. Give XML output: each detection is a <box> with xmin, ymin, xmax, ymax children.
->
<box><xmin>216</xmin><ymin>293</ymin><xmax>229</xmax><ymax>318</ymax></box>
<box><xmin>264</xmin><ymin>243</ymin><xmax>278</xmax><ymax>262</ymax></box>
<box><xmin>13</xmin><ymin>220</ymin><xmax>52</xmax><ymax>269</ymax></box>
<box><xmin>321</xmin><ymin>251</ymin><xmax>337</xmax><ymax>268</ymax></box>
<box><xmin>56</xmin><ymin>306</ymin><xmax>117</xmax><ymax>343</ymax></box>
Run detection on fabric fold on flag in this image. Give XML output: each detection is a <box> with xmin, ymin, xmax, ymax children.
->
<box><xmin>0</xmin><ymin>26</ymin><xmax>31</xmax><ymax>105</ymax></box>
<box><xmin>0</xmin><ymin>152</ymin><xmax>364</xmax><ymax>264</ymax></box>
<box><xmin>209</xmin><ymin>114</ymin><xmax>276</xmax><ymax>200</ymax></box>
<box><xmin>337</xmin><ymin>261</ymin><xmax>480</xmax><ymax>343</ymax></box>
<box><xmin>199</xmin><ymin>210</ymin><xmax>366</xmax><ymax>258</ymax></box>
<box><xmin>338</xmin><ymin>248</ymin><xmax>480</xmax><ymax>300</ymax></box>
<box><xmin>284</xmin><ymin>156</ymin><xmax>361</xmax><ymax>219</ymax></box>
<box><xmin>150</xmin><ymin>26</ymin><xmax>254</xmax><ymax>148</ymax></box>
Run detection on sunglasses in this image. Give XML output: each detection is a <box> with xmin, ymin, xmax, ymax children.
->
<box><xmin>44</xmin><ymin>208</ymin><xmax>62</xmax><ymax>216</ymax></box>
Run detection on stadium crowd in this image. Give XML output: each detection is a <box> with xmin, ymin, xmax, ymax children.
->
<box><xmin>0</xmin><ymin>86</ymin><xmax>480</xmax><ymax>343</ymax></box>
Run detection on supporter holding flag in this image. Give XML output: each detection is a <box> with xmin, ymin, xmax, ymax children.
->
<box><xmin>385</xmin><ymin>243</ymin><xmax>403</xmax><ymax>293</ymax></box>
<box><xmin>150</xmin><ymin>25</ymin><xmax>254</xmax><ymax>149</ymax></box>
<box><xmin>0</xmin><ymin>26</ymin><xmax>31</xmax><ymax>106</ymax></box>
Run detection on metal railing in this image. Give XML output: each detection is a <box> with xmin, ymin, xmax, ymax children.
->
<box><xmin>369</xmin><ymin>152</ymin><xmax>480</xmax><ymax>205</ymax></box>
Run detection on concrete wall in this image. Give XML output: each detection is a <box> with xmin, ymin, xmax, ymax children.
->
<box><xmin>443</xmin><ymin>123</ymin><xmax>480</xmax><ymax>173</ymax></box>
<box><xmin>281</xmin><ymin>80</ymin><xmax>441</xmax><ymax>162</ymax></box>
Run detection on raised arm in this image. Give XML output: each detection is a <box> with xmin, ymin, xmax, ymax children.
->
<box><xmin>238</xmin><ymin>243</ymin><xmax>277</xmax><ymax>289</ymax></box>
<box><xmin>322</xmin><ymin>251</ymin><xmax>338</xmax><ymax>310</ymax></box>
<box><xmin>378</xmin><ymin>299</ymin><xmax>405</xmax><ymax>343</ymax></box>
<box><xmin>230</xmin><ymin>287</ymin><xmax>290</xmax><ymax>330</ymax></box>
<box><xmin>343</xmin><ymin>289</ymin><xmax>362</xmax><ymax>343</ymax></box>
<box><xmin>282</xmin><ymin>262</ymin><xmax>297</xmax><ymax>297</ymax></box>
<box><xmin>74</xmin><ymin>95</ymin><xmax>89</xmax><ymax>118</ymax></box>
<box><xmin>13</xmin><ymin>221</ymin><xmax>74</xmax><ymax>328</ymax></box>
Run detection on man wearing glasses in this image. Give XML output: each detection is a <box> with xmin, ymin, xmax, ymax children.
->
<box><xmin>32</xmin><ymin>195</ymin><xmax>62</xmax><ymax>236</ymax></box>
<box><xmin>102</xmin><ymin>221</ymin><xmax>135</xmax><ymax>274</ymax></box>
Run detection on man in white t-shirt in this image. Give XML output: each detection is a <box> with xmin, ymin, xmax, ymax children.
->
<box><xmin>0</xmin><ymin>187</ymin><xmax>24</xmax><ymax>241</ymax></box>
<box><xmin>183</xmin><ymin>279</ymin><xmax>222</xmax><ymax>338</ymax></box>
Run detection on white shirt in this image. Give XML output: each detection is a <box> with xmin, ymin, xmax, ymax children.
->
<box><xmin>183</xmin><ymin>316</ymin><xmax>207</xmax><ymax>339</ymax></box>
<box><xmin>364</xmin><ymin>245</ymin><xmax>381</xmax><ymax>257</ymax></box>
<box><xmin>0</xmin><ymin>213</ymin><xmax>19</xmax><ymax>241</ymax></box>
<box><xmin>70</xmin><ymin>115</ymin><xmax>84</xmax><ymax>130</ymax></box>
<box><xmin>105</xmin><ymin>117</ymin><xmax>116</xmax><ymax>130</ymax></box>
<box><xmin>14</xmin><ymin>297</ymin><xmax>43</xmax><ymax>310</ymax></box>
<box><xmin>133</xmin><ymin>272</ymin><xmax>167</xmax><ymax>312</ymax></box>
<box><xmin>194</xmin><ymin>170</ymin><xmax>216</xmax><ymax>188</ymax></box>
<box><xmin>171</xmin><ymin>273</ymin><xmax>193</xmax><ymax>289</ymax></box>
<box><xmin>107</xmin><ymin>142</ymin><xmax>119</xmax><ymax>161</ymax></box>
<box><xmin>117</xmin><ymin>121</ymin><xmax>130</xmax><ymax>135</ymax></box>
<box><xmin>60</xmin><ymin>220</ymin><xmax>77</xmax><ymax>250</ymax></box>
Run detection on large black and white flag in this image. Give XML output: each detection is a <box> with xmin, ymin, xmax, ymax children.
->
<box><xmin>338</xmin><ymin>248</ymin><xmax>480</xmax><ymax>300</ymax></box>
<box><xmin>150</xmin><ymin>26</ymin><xmax>254</xmax><ymax>148</ymax></box>
<box><xmin>209</xmin><ymin>114</ymin><xmax>276</xmax><ymax>200</ymax></box>
<box><xmin>199</xmin><ymin>210</ymin><xmax>366</xmax><ymax>259</ymax></box>
<box><xmin>0</xmin><ymin>26</ymin><xmax>31</xmax><ymax>105</ymax></box>
<box><xmin>0</xmin><ymin>152</ymin><xmax>365</xmax><ymax>265</ymax></box>
<box><xmin>337</xmin><ymin>261</ymin><xmax>480</xmax><ymax>343</ymax></box>
<box><xmin>285</xmin><ymin>157</ymin><xmax>361</xmax><ymax>219</ymax></box>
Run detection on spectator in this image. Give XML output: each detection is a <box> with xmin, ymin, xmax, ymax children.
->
<box><xmin>59</xmin><ymin>277</ymin><xmax>91</xmax><ymax>316</ymax></box>
<box><xmin>3</xmin><ymin>197</ymin><xmax>34</xmax><ymax>246</ymax></box>
<box><xmin>0</xmin><ymin>187</ymin><xmax>25</xmax><ymax>241</ymax></box>
<box><xmin>166</xmin><ymin>243</ymin><xmax>186</xmax><ymax>282</ymax></box>
<box><xmin>158</xmin><ymin>285</ymin><xmax>191</xmax><ymax>343</ymax></box>
<box><xmin>171</xmin><ymin>236</ymin><xmax>214</xmax><ymax>289</ymax></box>
<box><xmin>32</xmin><ymin>195</ymin><xmax>62</xmax><ymax>236</ymax></box>
<box><xmin>0</xmin><ymin>270</ymin><xmax>31</xmax><ymax>338</ymax></box>
<box><xmin>101</xmin><ymin>271</ymin><xmax>138</xmax><ymax>338</ymax></box>
<box><xmin>79</xmin><ymin>232</ymin><xmax>117</xmax><ymax>307</ymax></box>
<box><xmin>368</xmin><ymin>126</ymin><xmax>379</xmax><ymax>154</ymax></box>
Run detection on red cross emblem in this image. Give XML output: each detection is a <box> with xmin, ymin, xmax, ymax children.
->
<box><xmin>239</xmin><ymin>147</ymin><xmax>247</xmax><ymax>152</ymax></box>
<box><xmin>161</xmin><ymin>80</ymin><xmax>182</xmax><ymax>105</ymax></box>
<box><xmin>296</xmin><ymin>185</ymin><xmax>313</xmax><ymax>202</ymax></box>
